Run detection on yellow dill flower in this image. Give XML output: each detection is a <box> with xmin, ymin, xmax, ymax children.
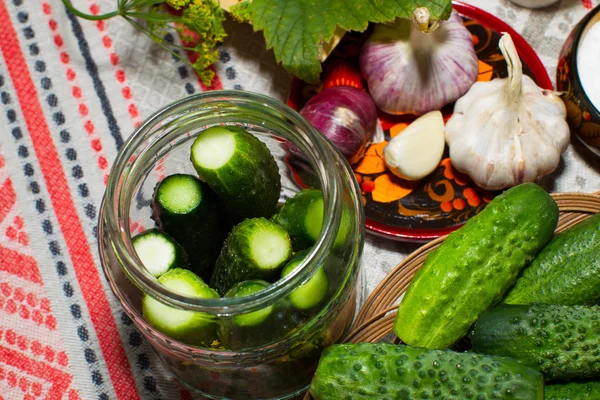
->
<box><xmin>166</xmin><ymin>0</ymin><xmax>191</xmax><ymax>10</ymax></box>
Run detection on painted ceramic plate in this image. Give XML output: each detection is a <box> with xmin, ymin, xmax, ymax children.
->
<box><xmin>287</xmin><ymin>2</ymin><xmax>552</xmax><ymax>242</ymax></box>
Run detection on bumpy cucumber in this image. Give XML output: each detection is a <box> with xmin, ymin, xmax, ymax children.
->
<box><xmin>472</xmin><ymin>303</ymin><xmax>600</xmax><ymax>381</ymax></box>
<box><xmin>503</xmin><ymin>213</ymin><xmax>600</xmax><ymax>306</ymax></box>
<box><xmin>132</xmin><ymin>229</ymin><xmax>188</xmax><ymax>277</ymax></box>
<box><xmin>545</xmin><ymin>381</ymin><xmax>600</xmax><ymax>400</ymax></box>
<box><xmin>281</xmin><ymin>250</ymin><xmax>329</xmax><ymax>310</ymax></box>
<box><xmin>394</xmin><ymin>183</ymin><xmax>558</xmax><ymax>349</ymax></box>
<box><xmin>142</xmin><ymin>268</ymin><xmax>219</xmax><ymax>346</ymax></box>
<box><xmin>210</xmin><ymin>218</ymin><xmax>292</xmax><ymax>294</ymax></box>
<box><xmin>310</xmin><ymin>343</ymin><xmax>544</xmax><ymax>400</ymax></box>
<box><xmin>152</xmin><ymin>174</ymin><xmax>222</xmax><ymax>279</ymax></box>
<box><xmin>190</xmin><ymin>125</ymin><xmax>281</xmax><ymax>223</ymax></box>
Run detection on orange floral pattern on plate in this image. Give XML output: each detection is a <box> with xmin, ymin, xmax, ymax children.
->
<box><xmin>371</xmin><ymin>174</ymin><xmax>419</xmax><ymax>203</ymax></box>
<box><xmin>354</xmin><ymin>142</ymin><xmax>388</xmax><ymax>175</ymax></box>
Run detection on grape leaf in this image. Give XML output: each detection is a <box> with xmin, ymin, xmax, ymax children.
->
<box><xmin>250</xmin><ymin>0</ymin><xmax>453</xmax><ymax>83</ymax></box>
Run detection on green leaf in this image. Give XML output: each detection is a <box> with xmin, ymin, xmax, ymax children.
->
<box><xmin>250</xmin><ymin>0</ymin><xmax>453</xmax><ymax>83</ymax></box>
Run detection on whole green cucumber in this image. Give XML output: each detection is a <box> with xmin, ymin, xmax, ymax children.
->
<box><xmin>394</xmin><ymin>183</ymin><xmax>558</xmax><ymax>349</ymax></box>
<box><xmin>472</xmin><ymin>303</ymin><xmax>600</xmax><ymax>381</ymax></box>
<box><xmin>310</xmin><ymin>343</ymin><xmax>544</xmax><ymax>400</ymax></box>
<box><xmin>545</xmin><ymin>381</ymin><xmax>600</xmax><ymax>400</ymax></box>
<box><xmin>503</xmin><ymin>213</ymin><xmax>600</xmax><ymax>306</ymax></box>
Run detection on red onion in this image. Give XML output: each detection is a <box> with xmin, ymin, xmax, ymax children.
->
<box><xmin>299</xmin><ymin>86</ymin><xmax>379</xmax><ymax>165</ymax></box>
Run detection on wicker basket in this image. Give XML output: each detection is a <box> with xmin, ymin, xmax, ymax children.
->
<box><xmin>303</xmin><ymin>191</ymin><xmax>600</xmax><ymax>400</ymax></box>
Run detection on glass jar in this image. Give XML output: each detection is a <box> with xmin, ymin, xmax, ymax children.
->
<box><xmin>98</xmin><ymin>91</ymin><xmax>364</xmax><ymax>399</ymax></box>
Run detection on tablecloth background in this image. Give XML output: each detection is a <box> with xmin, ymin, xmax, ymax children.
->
<box><xmin>0</xmin><ymin>0</ymin><xmax>599</xmax><ymax>398</ymax></box>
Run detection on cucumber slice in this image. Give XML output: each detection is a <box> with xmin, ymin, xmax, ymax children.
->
<box><xmin>132</xmin><ymin>229</ymin><xmax>188</xmax><ymax>277</ymax></box>
<box><xmin>155</xmin><ymin>174</ymin><xmax>204</xmax><ymax>215</ymax></box>
<box><xmin>142</xmin><ymin>268</ymin><xmax>219</xmax><ymax>346</ymax></box>
<box><xmin>273</xmin><ymin>189</ymin><xmax>350</xmax><ymax>250</ymax></box>
<box><xmin>210</xmin><ymin>218</ymin><xmax>292</xmax><ymax>294</ymax></box>
<box><xmin>272</xmin><ymin>189</ymin><xmax>322</xmax><ymax>250</ymax></box>
<box><xmin>281</xmin><ymin>250</ymin><xmax>329</xmax><ymax>310</ymax></box>
<box><xmin>190</xmin><ymin>126</ymin><xmax>281</xmax><ymax>223</ymax></box>
<box><xmin>152</xmin><ymin>174</ymin><xmax>224</xmax><ymax>280</ymax></box>
<box><xmin>226</xmin><ymin>280</ymin><xmax>273</xmax><ymax>327</ymax></box>
<box><xmin>218</xmin><ymin>280</ymin><xmax>303</xmax><ymax>350</ymax></box>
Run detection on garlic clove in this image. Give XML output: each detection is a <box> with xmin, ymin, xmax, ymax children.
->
<box><xmin>383</xmin><ymin>111</ymin><xmax>445</xmax><ymax>181</ymax></box>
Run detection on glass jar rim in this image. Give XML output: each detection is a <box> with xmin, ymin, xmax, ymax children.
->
<box><xmin>101</xmin><ymin>90</ymin><xmax>349</xmax><ymax>314</ymax></box>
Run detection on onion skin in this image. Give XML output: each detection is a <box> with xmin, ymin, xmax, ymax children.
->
<box><xmin>299</xmin><ymin>86</ymin><xmax>378</xmax><ymax>165</ymax></box>
<box><xmin>360</xmin><ymin>11</ymin><xmax>478</xmax><ymax>115</ymax></box>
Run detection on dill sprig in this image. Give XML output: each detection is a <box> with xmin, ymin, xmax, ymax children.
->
<box><xmin>62</xmin><ymin>0</ymin><xmax>227</xmax><ymax>86</ymax></box>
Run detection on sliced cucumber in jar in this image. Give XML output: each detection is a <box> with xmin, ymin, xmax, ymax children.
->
<box><xmin>272</xmin><ymin>189</ymin><xmax>323</xmax><ymax>250</ymax></box>
<box><xmin>153</xmin><ymin>174</ymin><xmax>207</xmax><ymax>221</ymax></box>
<box><xmin>190</xmin><ymin>125</ymin><xmax>281</xmax><ymax>223</ymax></box>
<box><xmin>219</xmin><ymin>280</ymin><xmax>275</xmax><ymax>350</ymax></box>
<box><xmin>281</xmin><ymin>250</ymin><xmax>329</xmax><ymax>310</ymax></box>
<box><xmin>218</xmin><ymin>280</ymin><xmax>274</xmax><ymax>350</ymax></box>
<box><xmin>151</xmin><ymin>174</ymin><xmax>223</xmax><ymax>280</ymax></box>
<box><xmin>142</xmin><ymin>268</ymin><xmax>219</xmax><ymax>346</ymax></box>
<box><xmin>210</xmin><ymin>217</ymin><xmax>292</xmax><ymax>294</ymax></box>
<box><xmin>132</xmin><ymin>229</ymin><xmax>188</xmax><ymax>277</ymax></box>
<box><xmin>273</xmin><ymin>189</ymin><xmax>351</xmax><ymax>251</ymax></box>
<box><xmin>226</xmin><ymin>280</ymin><xmax>274</xmax><ymax>327</ymax></box>
<box><xmin>218</xmin><ymin>280</ymin><xmax>305</xmax><ymax>350</ymax></box>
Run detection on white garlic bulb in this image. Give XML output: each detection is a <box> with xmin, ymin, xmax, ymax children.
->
<box><xmin>445</xmin><ymin>33</ymin><xmax>569</xmax><ymax>191</ymax></box>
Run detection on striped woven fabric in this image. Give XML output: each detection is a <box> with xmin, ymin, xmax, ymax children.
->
<box><xmin>0</xmin><ymin>0</ymin><xmax>598</xmax><ymax>399</ymax></box>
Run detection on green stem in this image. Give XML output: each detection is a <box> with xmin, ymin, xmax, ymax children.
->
<box><xmin>62</xmin><ymin>0</ymin><xmax>120</xmax><ymax>20</ymax></box>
